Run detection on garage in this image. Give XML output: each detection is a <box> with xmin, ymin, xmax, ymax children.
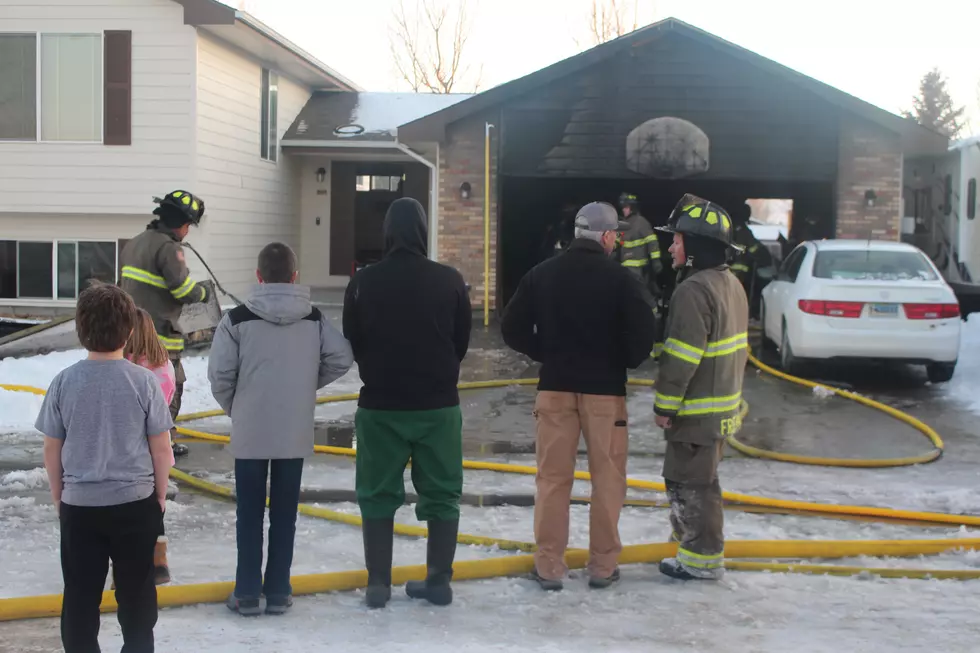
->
<box><xmin>397</xmin><ymin>18</ymin><xmax>946</xmax><ymax>309</ymax></box>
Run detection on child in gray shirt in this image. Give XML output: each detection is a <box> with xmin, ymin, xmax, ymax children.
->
<box><xmin>36</xmin><ymin>284</ymin><xmax>174</xmax><ymax>653</ymax></box>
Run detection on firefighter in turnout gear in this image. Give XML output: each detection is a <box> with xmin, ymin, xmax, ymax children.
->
<box><xmin>615</xmin><ymin>193</ymin><xmax>663</xmax><ymax>297</ymax></box>
<box><xmin>729</xmin><ymin>203</ymin><xmax>773</xmax><ymax>288</ymax></box>
<box><xmin>652</xmin><ymin>194</ymin><xmax>749</xmax><ymax>581</ymax></box>
<box><xmin>120</xmin><ymin>191</ymin><xmax>210</xmax><ymax>457</ymax></box>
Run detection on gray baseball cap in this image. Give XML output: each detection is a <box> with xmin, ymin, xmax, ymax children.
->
<box><xmin>574</xmin><ymin>201</ymin><xmax>630</xmax><ymax>232</ymax></box>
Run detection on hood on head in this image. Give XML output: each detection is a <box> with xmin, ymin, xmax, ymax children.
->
<box><xmin>383</xmin><ymin>197</ymin><xmax>428</xmax><ymax>257</ymax></box>
<box><xmin>683</xmin><ymin>234</ymin><xmax>729</xmax><ymax>270</ymax></box>
<box><xmin>245</xmin><ymin>284</ymin><xmax>313</xmax><ymax>325</ymax></box>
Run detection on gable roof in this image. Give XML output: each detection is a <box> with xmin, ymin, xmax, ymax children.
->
<box><xmin>173</xmin><ymin>0</ymin><xmax>360</xmax><ymax>91</ymax></box>
<box><xmin>283</xmin><ymin>92</ymin><xmax>472</xmax><ymax>145</ymax></box>
<box><xmin>398</xmin><ymin>17</ymin><xmax>947</xmax><ymax>157</ymax></box>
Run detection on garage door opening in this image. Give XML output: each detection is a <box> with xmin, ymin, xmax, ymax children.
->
<box><xmin>499</xmin><ymin>177</ymin><xmax>833</xmax><ymax>306</ymax></box>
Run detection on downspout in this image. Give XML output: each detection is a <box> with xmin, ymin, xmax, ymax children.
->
<box><xmin>393</xmin><ymin>142</ymin><xmax>438</xmax><ymax>261</ymax></box>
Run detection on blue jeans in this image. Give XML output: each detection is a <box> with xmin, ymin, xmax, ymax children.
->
<box><xmin>234</xmin><ymin>458</ymin><xmax>304</xmax><ymax>600</ymax></box>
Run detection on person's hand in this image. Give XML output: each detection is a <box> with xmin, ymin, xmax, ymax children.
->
<box><xmin>54</xmin><ymin>499</ymin><xmax>61</xmax><ymax>517</ymax></box>
<box><xmin>158</xmin><ymin>495</ymin><xmax>167</xmax><ymax>514</ymax></box>
<box><xmin>655</xmin><ymin>414</ymin><xmax>673</xmax><ymax>430</ymax></box>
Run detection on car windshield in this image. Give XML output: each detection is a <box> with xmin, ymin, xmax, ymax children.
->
<box><xmin>812</xmin><ymin>249</ymin><xmax>938</xmax><ymax>281</ymax></box>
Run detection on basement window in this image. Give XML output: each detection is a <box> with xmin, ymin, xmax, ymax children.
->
<box><xmin>0</xmin><ymin>240</ymin><xmax>117</xmax><ymax>299</ymax></box>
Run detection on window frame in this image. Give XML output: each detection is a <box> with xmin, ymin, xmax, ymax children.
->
<box><xmin>0</xmin><ymin>31</ymin><xmax>105</xmax><ymax>144</ymax></box>
<box><xmin>260</xmin><ymin>67</ymin><xmax>279</xmax><ymax>163</ymax></box>
<box><xmin>1</xmin><ymin>238</ymin><xmax>118</xmax><ymax>300</ymax></box>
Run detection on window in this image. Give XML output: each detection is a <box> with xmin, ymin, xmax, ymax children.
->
<box><xmin>780</xmin><ymin>246</ymin><xmax>807</xmax><ymax>283</ymax></box>
<box><xmin>260</xmin><ymin>68</ymin><xmax>278</xmax><ymax>162</ymax></box>
<box><xmin>0</xmin><ymin>33</ymin><xmax>103</xmax><ymax>142</ymax></box>
<box><xmin>813</xmin><ymin>249</ymin><xmax>937</xmax><ymax>282</ymax></box>
<box><xmin>355</xmin><ymin>175</ymin><xmax>404</xmax><ymax>192</ymax></box>
<box><xmin>968</xmin><ymin>179</ymin><xmax>977</xmax><ymax>221</ymax></box>
<box><xmin>0</xmin><ymin>240</ymin><xmax>117</xmax><ymax>299</ymax></box>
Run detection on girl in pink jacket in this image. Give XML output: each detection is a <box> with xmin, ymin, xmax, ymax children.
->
<box><xmin>124</xmin><ymin>308</ymin><xmax>177</xmax><ymax>585</ymax></box>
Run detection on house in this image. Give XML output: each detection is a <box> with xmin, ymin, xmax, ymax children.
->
<box><xmin>0</xmin><ymin>0</ymin><xmax>361</xmax><ymax>315</ymax></box>
<box><xmin>0</xmin><ymin>5</ymin><xmax>949</xmax><ymax>317</ymax></box>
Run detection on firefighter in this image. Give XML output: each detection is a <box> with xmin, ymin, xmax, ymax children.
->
<box><xmin>120</xmin><ymin>191</ymin><xmax>210</xmax><ymax>458</ymax></box>
<box><xmin>616</xmin><ymin>192</ymin><xmax>663</xmax><ymax>298</ymax></box>
<box><xmin>729</xmin><ymin>203</ymin><xmax>773</xmax><ymax>290</ymax></box>
<box><xmin>652</xmin><ymin>193</ymin><xmax>749</xmax><ymax>581</ymax></box>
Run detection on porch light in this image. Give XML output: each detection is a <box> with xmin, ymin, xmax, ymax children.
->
<box><xmin>459</xmin><ymin>182</ymin><xmax>472</xmax><ymax>200</ymax></box>
<box><xmin>864</xmin><ymin>189</ymin><xmax>877</xmax><ymax>208</ymax></box>
<box><xmin>316</xmin><ymin>168</ymin><xmax>326</xmax><ymax>183</ymax></box>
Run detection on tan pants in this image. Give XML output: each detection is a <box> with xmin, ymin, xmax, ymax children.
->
<box><xmin>533</xmin><ymin>391</ymin><xmax>628</xmax><ymax>580</ymax></box>
<box><xmin>664</xmin><ymin>440</ymin><xmax>725</xmax><ymax>570</ymax></box>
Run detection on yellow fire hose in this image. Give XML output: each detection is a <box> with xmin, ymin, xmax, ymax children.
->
<box><xmin>1</xmin><ymin>349</ymin><xmax>978</xmax><ymax>622</ymax></box>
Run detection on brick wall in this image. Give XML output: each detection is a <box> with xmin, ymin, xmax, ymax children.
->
<box><xmin>836</xmin><ymin>116</ymin><xmax>903</xmax><ymax>240</ymax></box>
<box><xmin>438</xmin><ymin>111</ymin><xmax>500</xmax><ymax>309</ymax></box>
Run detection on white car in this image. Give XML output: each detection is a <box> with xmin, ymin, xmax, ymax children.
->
<box><xmin>760</xmin><ymin>239</ymin><xmax>961</xmax><ymax>383</ymax></box>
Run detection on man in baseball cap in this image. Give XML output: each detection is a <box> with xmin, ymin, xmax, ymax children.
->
<box><xmin>501</xmin><ymin>201</ymin><xmax>655</xmax><ymax>592</ymax></box>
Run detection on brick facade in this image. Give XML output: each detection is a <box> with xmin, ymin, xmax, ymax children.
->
<box><xmin>836</xmin><ymin>116</ymin><xmax>903</xmax><ymax>240</ymax></box>
<box><xmin>437</xmin><ymin>111</ymin><xmax>500</xmax><ymax>310</ymax></box>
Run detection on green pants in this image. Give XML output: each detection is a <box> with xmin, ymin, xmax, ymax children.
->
<box><xmin>355</xmin><ymin>406</ymin><xmax>463</xmax><ymax>521</ymax></box>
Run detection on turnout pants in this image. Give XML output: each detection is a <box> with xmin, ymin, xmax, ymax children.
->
<box><xmin>169</xmin><ymin>356</ymin><xmax>185</xmax><ymax>443</ymax></box>
<box><xmin>355</xmin><ymin>406</ymin><xmax>463</xmax><ymax>521</ymax></box>
<box><xmin>533</xmin><ymin>391</ymin><xmax>628</xmax><ymax>581</ymax></box>
<box><xmin>60</xmin><ymin>496</ymin><xmax>162</xmax><ymax>653</ymax></box>
<box><xmin>663</xmin><ymin>439</ymin><xmax>725</xmax><ymax>574</ymax></box>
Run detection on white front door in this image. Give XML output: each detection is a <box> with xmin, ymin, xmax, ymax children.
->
<box><xmin>299</xmin><ymin>161</ymin><xmax>333</xmax><ymax>286</ymax></box>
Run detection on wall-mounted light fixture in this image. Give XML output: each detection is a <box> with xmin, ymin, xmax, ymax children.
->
<box><xmin>316</xmin><ymin>167</ymin><xmax>326</xmax><ymax>184</ymax></box>
<box><xmin>864</xmin><ymin>189</ymin><xmax>877</xmax><ymax>208</ymax></box>
<box><xmin>459</xmin><ymin>182</ymin><xmax>472</xmax><ymax>201</ymax></box>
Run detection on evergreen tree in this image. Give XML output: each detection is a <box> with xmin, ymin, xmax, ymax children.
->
<box><xmin>903</xmin><ymin>68</ymin><xmax>966</xmax><ymax>138</ymax></box>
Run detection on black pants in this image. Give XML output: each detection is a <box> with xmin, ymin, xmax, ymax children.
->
<box><xmin>60</xmin><ymin>496</ymin><xmax>162</xmax><ymax>653</ymax></box>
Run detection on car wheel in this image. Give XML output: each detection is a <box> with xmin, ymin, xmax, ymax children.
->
<box><xmin>926</xmin><ymin>361</ymin><xmax>957</xmax><ymax>384</ymax></box>
<box><xmin>780</xmin><ymin>323</ymin><xmax>799</xmax><ymax>376</ymax></box>
<box><xmin>760</xmin><ymin>302</ymin><xmax>777</xmax><ymax>351</ymax></box>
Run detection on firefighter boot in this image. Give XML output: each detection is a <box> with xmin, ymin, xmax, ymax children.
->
<box><xmin>659</xmin><ymin>558</ymin><xmax>724</xmax><ymax>581</ymax></box>
<box><xmin>405</xmin><ymin>520</ymin><xmax>458</xmax><ymax>606</ymax></box>
<box><xmin>154</xmin><ymin>536</ymin><xmax>171</xmax><ymax>585</ymax></box>
<box><xmin>362</xmin><ymin>518</ymin><xmax>395</xmax><ymax>609</ymax></box>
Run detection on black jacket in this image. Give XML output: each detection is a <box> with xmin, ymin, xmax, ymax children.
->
<box><xmin>343</xmin><ymin>198</ymin><xmax>471</xmax><ymax>410</ymax></box>
<box><xmin>501</xmin><ymin>238</ymin><xmax>657</xmax><ymax>396</ymax></box>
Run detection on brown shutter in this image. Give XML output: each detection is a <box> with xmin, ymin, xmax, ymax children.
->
<box><xmin>103</xmin><ymin>31</ymin><xmax>132</xmax><ymax>146</ymax></box>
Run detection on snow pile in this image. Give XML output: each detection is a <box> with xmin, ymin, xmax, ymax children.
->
<box><xmin>812</xmin><ymin>385</ymin><xmax>835</xmax><ymax>399</ymax></box>
<box><xmin>0</xmin><ymin>348</ymin><xmax>363</xmax><ymax>434</ymax></box>
<box><xmin>947</xmin><ymin>313</ymin><xmax>980</xmax><ymax>416</ymax></box>
<box><xmin>343</xmin><ymin>92</ymin><xmax>472</xmax><ymax>138</ymax></box>
<box><xmin>0</xmin><ymin>468</ymin><xmax>47</xmax><ymax>491</ymax></box>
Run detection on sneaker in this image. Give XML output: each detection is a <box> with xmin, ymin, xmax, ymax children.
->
<box><xmin>659</xmin><ymin>557</ymin><xmax>724</xmax><ymax>581</ymax></box>
<box><xmin>527</xmin><ymin>568</ymin><xmax>563</xmax><ymax>592</ymax></box>
<box><xmin>265</xmin><ymin>595</ymin><xmax>293</xmax><ymax>615</ymax></box>
<box><xmin>226</xmin><ymin>593</ymin><xmax>262</xmax><ymax>617</ymax></box>
<box><xmin>588</xmin><ymin>568</ymin><xmax>621</xmax><ymax>589</ymax></box>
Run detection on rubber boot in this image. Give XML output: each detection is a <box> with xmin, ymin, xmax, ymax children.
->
<box><xmin>154</xmin><ymin>536</ymin><xmax>171</xmax><ymax>585</ymax></box>
<box><xmin>405</xmin><ymin>519</ymin><xmax>458</xmax><ymax>606</ymax></box>
<box><xmin>363</xmin><ymin>518</ymin><xmax>395</xmax><ymax>609</ymax></box>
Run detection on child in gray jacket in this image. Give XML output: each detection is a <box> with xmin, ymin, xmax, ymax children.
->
<box><xmin>207</xmin><ymin>242</ymin><xmax>353</xmax><ymax>616</ymax></box>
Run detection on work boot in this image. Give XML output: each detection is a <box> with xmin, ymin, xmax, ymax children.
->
<box><xmin>154</xmin><ymin>536</ymin><xmax>171</xmax><ymax>585</ymax></box>
<box><xmin>588</xmin><ymin>567</ymin><xmax>621</xmax><ymax>589</ymax></box>
<box><xmin>659</xmin><ymin>557</ymin><xmax>724</xmax><ymax>581</ymax></box>
<box><xmin>405</xmin><ymin>519</ymin><xmax>458</xmax><ymax>606</ymax></box>
<box><xmin>362</xmin><ymin>518</ymin><xmax>395</xmax><ymax>609</ymax></box>
<box><xmin>527</xmin><ymin>567</ymin><xmax>563</xmax><ymax>592</ymax></box>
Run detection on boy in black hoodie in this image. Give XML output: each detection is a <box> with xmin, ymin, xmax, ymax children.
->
<box><xmin>343</xmin><ymin>197</ymin><xmax>471</xmax><ymax>609</ymax></box>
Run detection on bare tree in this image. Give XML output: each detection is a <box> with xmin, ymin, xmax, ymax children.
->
<box><xmin>389</xmin><ymin>0</ymin><xmax>482</xmax><ymax>94</ymax></box>
<box><xmin>573</xmin><ymin>0</ymin><xmax>644</xmax><ymax>48</ymax></box>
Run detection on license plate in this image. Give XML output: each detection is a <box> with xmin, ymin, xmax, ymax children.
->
<box><xmin>870</xmin><ymin>303</ymin><xmax>898</xmax><ymax>317</ymax></box>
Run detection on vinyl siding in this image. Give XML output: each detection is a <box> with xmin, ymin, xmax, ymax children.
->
<box><xmin>194</xmin><ymin>33</ymin><xmax>310</xmax><ymax>300</ymax></box>
<box><xmin>0</xmin><ymin>0</ymin><xmax>196</xmax><ymax>213</ymax></box>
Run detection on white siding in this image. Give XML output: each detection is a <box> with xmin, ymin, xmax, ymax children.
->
<box><xmin>194</xmin><ymin>33</ymin><xmax>310</xmax><ymax>299</ymax></box>
<box><xmin>0</xmin><ymin>0</ymin><xmax>196</xmax><ymax>214</ymax></box>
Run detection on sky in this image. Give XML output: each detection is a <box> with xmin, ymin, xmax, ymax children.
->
<box><xmin>239</xmin><ymin>0</ymin><xmax>980</xmax><ymax>137</ymax></box>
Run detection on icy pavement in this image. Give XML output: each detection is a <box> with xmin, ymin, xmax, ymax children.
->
<box><xmin>4</xmin><ymin>321</ymin><xmax>980</xmax><ymax>650</ymax></box>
